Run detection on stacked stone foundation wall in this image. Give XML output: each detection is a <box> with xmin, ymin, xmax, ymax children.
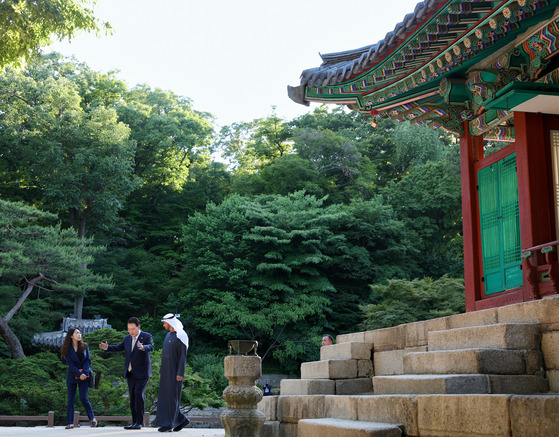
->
<box><xmin>257</xmin><ymin>296</ymin><xmax>559</xmax><ymax>436</ymax></box>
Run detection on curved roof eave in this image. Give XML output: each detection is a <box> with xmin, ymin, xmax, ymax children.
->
<box><xmin>299</xmin><ymin>0</ymin><xmax>445</xmax><ymax>88</ymax></box>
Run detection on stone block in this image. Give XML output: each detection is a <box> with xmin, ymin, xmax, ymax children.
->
<box><xmin>498</xmin><ymin>295</ymin><xmax>559</xmax><ymax>330</ymax></box>
<box><xmin>279</xmin><ymin>422</ymin><xmax>297</xmax><ymax>437</ymax></box>
<box><xmin>524</xmin><ymin>349</ymin><xmax>545</xmax><ymax>375</ymax></box>
<box><xmin>542</xmin><ymin>331</ymin><xmax>559</xmax><ymax>369</ymax></box>
<box><xmin>365</xmin><ymin>326</ymin><xmax>405</xmax><ymax>351</ymax></box>
<box><xmin>373</xmin><ymin>374</ymin><xmax>490</xmax><ymax>395</ymax></box>
<box><xmin>224</xmin><ymin>355</ymin><xmax>262</xmax><ymax>385</ymax></box>
<box><xmin>260</xmin><ymin>421</ymin><xmax>279</xmax><ymax>437</ymax></box>
<box><xmin>278</xmin><ymin>395</ymin><xmax>325</xmax><ymax>424</ymax></box>
<box><xmin>298</xmin><ymin>419</ymin><xmax>402</xmax><ymax>437</ymax></box>
<box><xmin>548</xmin><ymin>369</ymin><xmax>559</xmax><ymax>392</ymax></box>
<box><xmin>357</xmin><ymin>359</ymin><xmax>374</xmax><ymax>377</ymax></box>
<box><xmin>373</xmin><ymin>349</ymin><xmax>405</xmax><ymax>376</ymax></box>
<box><xmin>405</xmin><ymin>346</ymin><xmax>428</xmax><ymax>354</ymax></box>
<box><xmin>417</xmin><ymin>394</ymin><xmax>511</xmax><ymax>437</ymax></box>
<box><xmin>404</xmin><ymin>349</ymin><xmax>525</xmax><ymax>375</ymax></box>
<box><xmin>488</xmin><ymin>375</ymin><xmax>548</xmax><ymax>394</ymax></box>
<box><xmin>258</xmin><ymin>395</ymin><xmax>278</xmax><ymax>420</ymax></box>
<box><xmin>404</xmin><ymin>317</ymin><xmax>449</xmax><ymax>349</ymax></box>
<box><xmin>510</xmin><ymin>395</ymin><xmax>559</xmax><ymax>437</ymax></box>
<box><xmin>280</xmin><ymin>379</ymin><xmax>335</xmax><ymax>396</ymax></box>
<box><xmin>428</xmin><ymin>323</ymin><xmax>541</xmax><ymax>351</ymax></box>
<box><xmin>321</xmin><ymin>342</ymin><xmax>373</xmax><ymax>361</ymax></box>
<box><xmin>335</xmin><ymin>378</ymin><xmax>373</xmax><ymax>395</ymax></box>
<box><xmin>337</xmin><ymin>332</ymin><xmax>366</xmax><ymax>343</ymax></box>
<box><xmin>357</xmin><ymin>395</ymin><xmax>418</xmax><ymax>436</ymax></box>
<box><xmin>448</xmin><ymin>308</ymin><xmax>498</xmax><ymax>329</ymax></box>
<box><xmin>301</xmin><ymin>360</ymin><xmax>357</xmax><ymax>380</ymax></box>
<box><xmin>324</xmin><ymin>395</ymin><xmax>358</xmax><ymax>420</ymax></box>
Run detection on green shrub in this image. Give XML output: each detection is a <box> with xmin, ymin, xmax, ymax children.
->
<box><xmin>189</xmin><ymin>354</ymin><xmax>228</xmax><ymax>394</ymax></box>
<box><xmin>360</xmin><ymin>275</ymin><xmax>465</xmax><ymax>330</ymax></box>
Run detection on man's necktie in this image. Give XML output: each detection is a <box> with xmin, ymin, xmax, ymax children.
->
<box><xmin>128</xmin><ymin>336</ymin><xmax>137</xmax><ymax>372</ymax></box>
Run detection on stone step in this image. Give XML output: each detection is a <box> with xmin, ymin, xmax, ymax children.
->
<box><xmin>297</xmin><ymin>418</ymin><xmax>402</xmax><ymax>437</ymax></box>
<box><xmin>403</xmin><ymin>349</ymin><xmax>528</xmax><ymax>375</ymax></box>
<box><xmin>321</xmin><ymin>341</ymin><xmax>373</xmax><ymax>360</ymax></box>
<box><xmin>373</xmin><ymin>374</ymin><xmax>548</xmax><ymax>395</ymax></box>
<box><xmin>301</xmin><ymin>359</ymin><xmax>359</xmax><ymax>379</ymax></box>
<box><xmin>374</xmin><ymin>374</ymin><xmax>489</xmax><ymax>394</ymax></box>
<box><xmin>280</xmin><ymin>379</ymin><xmax>335</xmax><ymax>395</ymax></box>
<box><xmin>428</xmin><ymin>323</ymin><xmax>541</xmax><ymax>351</ymax></box>
<box><xmin>417</xmin><ymin>394</ymin><xmax>559</xmax><ymax>437</ymax></box>
<box><xmin>336</xmin><ymin>378</ymin><xmax>374</xmax><ymax>395</ymax></box>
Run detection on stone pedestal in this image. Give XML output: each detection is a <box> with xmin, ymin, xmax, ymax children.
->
<box><xmin>221</xmin><ymin>354</ymin><xmax>266</xmax><ymax>437</ymax></box>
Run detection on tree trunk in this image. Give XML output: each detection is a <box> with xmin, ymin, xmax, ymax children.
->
<box><xmin>74</xmin><ymin>294</ymin><xmax>84</xmax><ymax>319</ymax></box>
<box><xmin>1</xmin><ymin>274</ymin><xmax>50</xmax><ymax>359</ymax></box>
<box><xmin>0</xmin><ymin>317</ymin><xmax>25</xmax><ymax>359</ymax></box>
<box><xmin>4</xmin><ymin>274</ymin><xmax>44</xmax><ymax>322</ymax></box>
<box><xmin>71</xmin><ymin>212</ymin><xmax>87</xmax><ymax>319</ymax></box>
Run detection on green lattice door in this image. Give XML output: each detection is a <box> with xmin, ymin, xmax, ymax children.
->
<box><xmin>478</xmin><ymin>153</ymin><xmax>522</xmax><ymax>295</ymax></box>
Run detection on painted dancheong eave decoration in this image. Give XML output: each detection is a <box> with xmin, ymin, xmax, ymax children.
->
<box><xmin>288</xmin><ymin>0</ymin><xmax>559</xmax><ymax>139</ymax></box>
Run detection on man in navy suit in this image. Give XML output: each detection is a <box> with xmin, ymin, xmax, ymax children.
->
<box><xmin>99</xmin><ymin>317</ymin><xmax>153</xmax><ymax>430</ymax></box>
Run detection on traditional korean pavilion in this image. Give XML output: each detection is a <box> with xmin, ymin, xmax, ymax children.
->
<box><xmin>289</xmin><ymin>0</ymin><xmax>559</xmax><ymax>311</ymax></box>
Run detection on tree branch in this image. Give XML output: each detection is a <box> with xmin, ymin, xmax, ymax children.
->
<box><xmin>0</xmin><ymin>224</ymin><xmax>31</xmax><ymax>235</ymax></box>
<box><xmin>4</xmin><ymin>273</ymin><xmax>58</xmax><ymax>322</ymax></box>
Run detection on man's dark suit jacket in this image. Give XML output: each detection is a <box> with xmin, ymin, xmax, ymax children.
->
<box><xmin>107</xmin><ymin>331</ymin><xmax>153</xmax><ymax>379</ymax></box>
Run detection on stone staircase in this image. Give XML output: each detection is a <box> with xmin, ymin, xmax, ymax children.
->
<box><xmin>374</xmin><ymin>323</ymin><xmax>548</xmax><ymax>395</ymax></box>
<box><xmin>258</xmin><ymin>296</ymin><xmax>559</xmax><ymax>436</ymax></box>
<box><xmin>280</xmin><ymin>341</ymin><xmax>374</xmax><ymax>396</ymax></box>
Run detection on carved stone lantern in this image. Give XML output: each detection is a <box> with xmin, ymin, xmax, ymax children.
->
<box><xmin>220</xmin><ymin>340</ymin><xmax>265</xmax><ymax>437</ymax></box>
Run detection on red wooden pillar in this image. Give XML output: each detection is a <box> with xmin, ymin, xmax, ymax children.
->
<box><xmin>514</xmin><ymin>112</ymin><xmax>554</xmax><ymax>301</ymax></box>
<box><xmin>460</xmin><ymin>121</ymin><xmax>484</xmax><ymax>312</ymax></box>
<box><xmin>543</xmin><ymin>114</ymin><xmax>559</xmax><ymax>237</ymax></box>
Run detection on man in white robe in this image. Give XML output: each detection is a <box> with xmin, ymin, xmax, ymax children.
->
<box><xmin>155</xmin><ymin>314</ymin><xmax>190</xmax><ymax>433</ymax></box>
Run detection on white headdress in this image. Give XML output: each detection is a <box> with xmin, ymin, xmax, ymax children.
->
<box><xmin>161</xmin><ymin>313</ymin><xmax>189</xmax><ymax>348</ymax></box>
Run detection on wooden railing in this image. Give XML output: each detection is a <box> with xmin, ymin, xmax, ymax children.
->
<box><xmin>521</xmin><ymin>240</ymin><xmax>559</xmax><ymax>299</ymax></box>
<box><xmin>0</xmin><ymin>412</ymin><xmax>54</xmax><ymax>427</ymax></box>
<box><xmin>0</xmin><ymin>411</ymin><xmax>221</xmax><ymax>427</ymax></box>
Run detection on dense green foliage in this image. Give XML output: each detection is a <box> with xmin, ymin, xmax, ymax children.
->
<box><xmin>178</xmin><ymin>192</ymin><xmax>421</xmax><ymax>371</ymax></box>
<box><xmin>360</xmin><ymin>276</ymin><xmax>466</xmax><ymax>330</ymax></box>
<box><xmin>1</xmin><ymin>50</ymin><xmax>466</xmax><ymax>415</ymax></box>
<box><xmin>0</xmin><ymin>0</ymin><xmax>107</xmax><ymax>68</ymax></box>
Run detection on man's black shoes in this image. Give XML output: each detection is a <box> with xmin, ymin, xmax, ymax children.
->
<box><xmin>173</xmin><ymin>418</ymin><xmax>190</xmax><ymax>432</ymax></box>
<box><xmin>124</xmin><ymin>423</ymin><xmax>142</xmax><ymax>430</ymax></box>
<box><xmin>158</xmin><ymin>426</ymin><xmax>173</xmax><ymax>432</ymax></box>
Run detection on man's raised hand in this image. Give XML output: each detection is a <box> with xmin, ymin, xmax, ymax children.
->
<box><xmin>99</xmin><ymin>341</ymin><xmax>108</xmax><ymax>350</ymax></box>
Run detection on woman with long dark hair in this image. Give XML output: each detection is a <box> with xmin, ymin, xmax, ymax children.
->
<box><xmin>60</xmin><ymin>327</ymin><xmax>97</xmax><ymax>429</ymax></box>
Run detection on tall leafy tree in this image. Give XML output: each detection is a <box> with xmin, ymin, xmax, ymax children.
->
<box><xmin>324</xmin><ymin>199</ymin><xmax>419</xmax><ymax>332</ymax></box>
<box><xmin>179</xmin><ymin>193</ymin><xmax>338</xmax><ymax>369</ymax></box>
<box><xmin>178</xmin><ymin>192</ymin><xmax>419</xmax><ymax>370</ymax></box>
<box><xmin>292</xmin><ymin>128</ymin><xmax>370</xmax><ymax>203</ymax></box>
<box><xmin>380</xmin><ymin>150</ymin><xmax>463</xmax><ymax>277</ymax></box>
<box><xmin>217</xmin><ymin>110</ymin><xmax>292</xmax><ymax>174</ymax></box>
<box><xmin>230</xmin><ymin>155</ymin><xmax>321</xmax><ymax>198</ymax></box>
<box><xmin>118</xmin><ymin>85</ymin><xmax>214</xmax><ymax>190</ymax></box>
<box><xmin>0</xmin><ymin>0</ymin><xmax>108</xmax><ymax>68</ymax></box>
